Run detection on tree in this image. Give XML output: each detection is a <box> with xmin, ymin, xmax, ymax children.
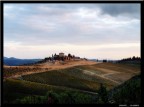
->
<box><xmin>98</xmin><ymin>83</ymin><xmax>108</xmax><ymax>103</ymax></box>
<box><xmin>68</xmin><ymin>53</ymin><xmax>71</xmax><ymax>57</ymax></box>
<box><xmin>46</xmin><ymin>91</ymin><xmax>58</xmax><ymax>104</ymax></box>
<box><xmin>132</xmin><ymin>56</ymin><xmax>136</xmax><ymax>60</ymax></box>
<box><xmin>73</xmin><ymin>55</ymin><xmax>75</xmax><ymax>58</ymax></box>
<box><xmin>103</xmin><ymin>60</ymin><xmax>107</xmax><ymax>63</ymax></box>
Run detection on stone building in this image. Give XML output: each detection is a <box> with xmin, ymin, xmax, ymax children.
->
<box><xmin>59</xmin><ymin>52</ymin><xmax>64</xmax><ymax>57</ymax></box>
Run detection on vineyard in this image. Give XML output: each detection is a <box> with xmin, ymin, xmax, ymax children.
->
<box><xmin>22</xmin><ymin>70</ymin><xmax>102</xmax><ymax>92</ymax></box>
<box><xmin>22</xmin><ymin>62</ymin><xmax>140</xmax><ymax>91</ymax></box>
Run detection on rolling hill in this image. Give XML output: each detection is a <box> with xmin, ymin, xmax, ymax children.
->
<box><xmin>3</xmin><ymin>60</ymin><xmax>141</xmax><ymax>104</ymax></box>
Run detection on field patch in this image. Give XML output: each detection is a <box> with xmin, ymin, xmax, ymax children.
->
<box><xmin>75</xmin><ymin>63</ymin><xmax>140</xmax><ymax>84</ymax></box>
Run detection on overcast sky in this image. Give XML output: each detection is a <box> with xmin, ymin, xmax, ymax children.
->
<box><xmin>4</xmin><ymin>3</ymin><xmax>140</xmax><ymax>59</ymax></box>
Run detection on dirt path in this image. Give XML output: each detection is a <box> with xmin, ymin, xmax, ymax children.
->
<box><xmin>76</xmin><ymin>68</ymin><xmax>121</xmax><ymax>85</ymax></box>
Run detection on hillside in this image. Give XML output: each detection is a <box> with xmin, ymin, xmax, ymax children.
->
<box><xmin>3</xmin><ymin>60</ymin><xmax>141</xmax><ymax>104</ymax></box>
<box><xmin>108</xmin><ymin>74</ymin><xmax>141</xmax><ymax>104</ymax></box>
<box><xmin>3</xmin><ymin>60</ymin><xmax>98</xmax><ymax>78</ymax></box>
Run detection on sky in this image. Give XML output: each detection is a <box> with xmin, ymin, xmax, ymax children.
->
<box><xmin>4</xmin><ymin>3</ymin><xmax>140</xmax><ymax>60</ymax></box>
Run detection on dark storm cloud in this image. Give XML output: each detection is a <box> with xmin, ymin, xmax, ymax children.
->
<box><xmin>98</xmin><ymin>4</ymin><xmax>140</xmax><ymax>18</ymax></box>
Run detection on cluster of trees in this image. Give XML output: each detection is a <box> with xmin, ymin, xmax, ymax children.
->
<box><xmin>103</xmin><ymin>60</ymin><xmax>107</xmax><ymax>63</ymax></box>
<box><xmin>96</xmin><ymin>56</ymin><xmax>141</xmax><ymax>63</ymax></box>
<box><xmin>117</xmin><ymin>56</ymin><xmax>141</xmax><ymax>64</ymax></box>
<box><xmin>119</xmin><ymin>56</ymin><xmax>141</xmax><ymax>62</ymax></box>
<box><xmin>13</xmin><ymin>90</ymin><xmax>95</xmax><ymax>104</ymax></box>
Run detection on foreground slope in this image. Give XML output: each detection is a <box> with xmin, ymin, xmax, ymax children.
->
<box><xmin>4</xmin><ymin>74</ymin><xmax>141</xmax><ymax>104</ymax></box>
<box><xmin>109</xmin><ymin>74</ymin><xmax>141</xmax><ymax>104</ymax></box>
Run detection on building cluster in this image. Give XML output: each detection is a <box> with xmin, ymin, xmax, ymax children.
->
<box><xmin>44</xmin><ymin>52</ymin><xmax>80</xmax><ymax>62</ymax></box>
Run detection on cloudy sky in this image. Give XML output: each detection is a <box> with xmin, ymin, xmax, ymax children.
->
<box><xmin>4</xmin><ymin>3</ymin><xmax>140</xmax><ymax>59</ymax></box>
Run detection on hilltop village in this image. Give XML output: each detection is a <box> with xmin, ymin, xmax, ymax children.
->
<box><xmin>46</xmin><ymin>53</ymin><xmax>80</xmax><ymax>61</ymax></box>
<box><xmin>37</xmin><ymin>52</ymin><xmax>87</xmax><ymax>64</ymax></box>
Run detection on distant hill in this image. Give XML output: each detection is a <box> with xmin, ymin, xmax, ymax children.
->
<box><xmin>4</xmin><ymin>57</ymin><xmax>42</xmax><ymax>66</ymax></box>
